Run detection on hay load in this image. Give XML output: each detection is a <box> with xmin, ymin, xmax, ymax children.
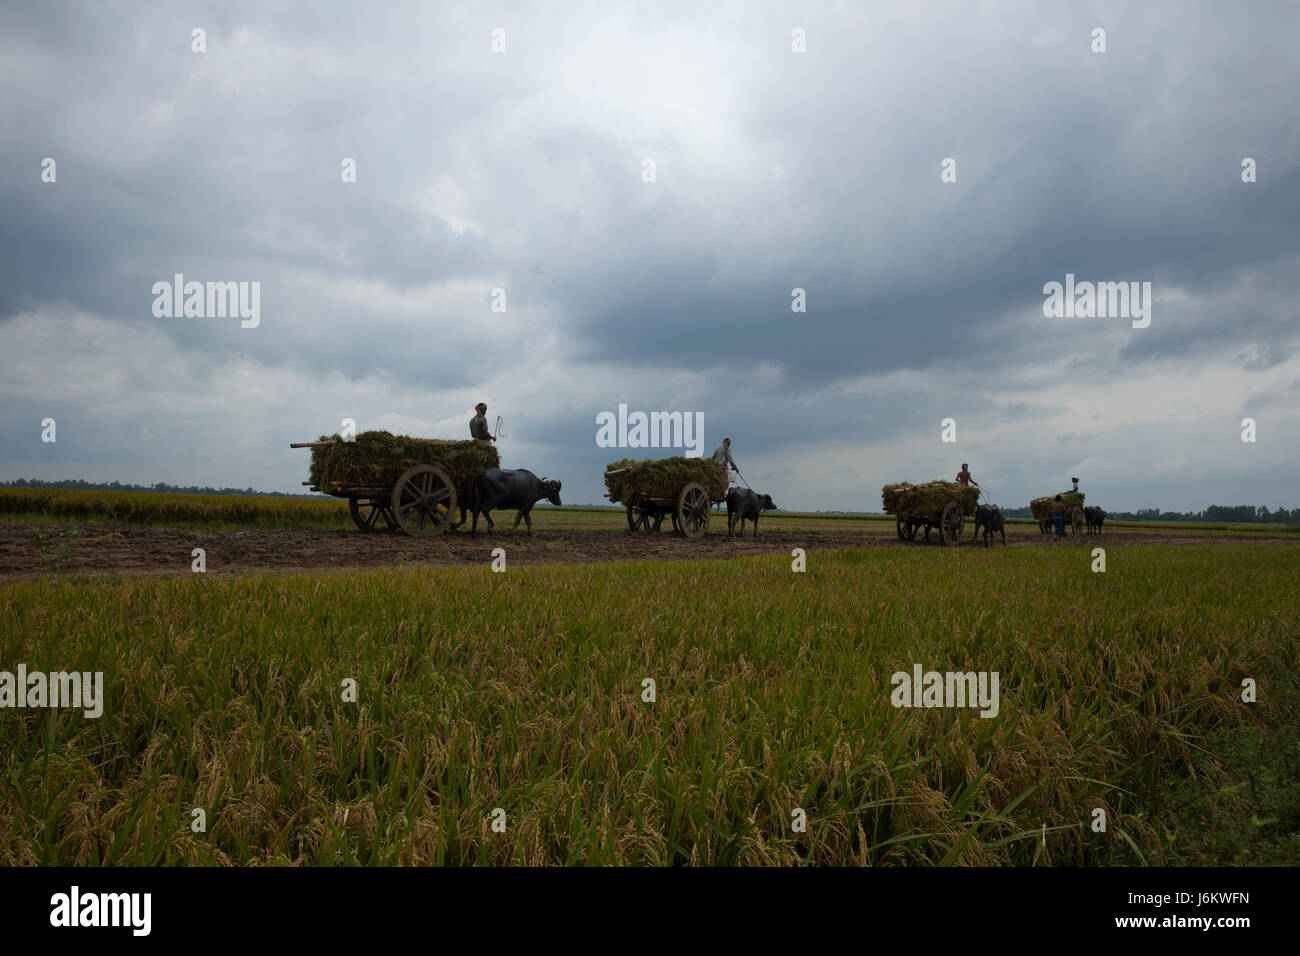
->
<box><xmin>605</xmin><ymin>457</ymin><xmax>726</xmax><ymax>505</ymax></box>
<box><xmin>1029</xmin><ymin>491</ymin><xmax>1085</xmax><ymax>521</ymax></box>
<box><xmin>882</xmin><ymin>480</ymin><xmax>980</xmax><ymax>517</ymax></box>
<box><xmin>309</xmin><ymin>431</ymin><xmax>500</xmax><ymax>491</ymax></box>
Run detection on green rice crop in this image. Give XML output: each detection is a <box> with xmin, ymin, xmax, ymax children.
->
<box><xmin>0</xmin><ymin>487</ymin><xmax>349</xmax><ymax>529</ymax></box>
<box><xmin>2</xmin><ymin>543</ymin><xmax>1294</xmax><ymax>865</ymax></box>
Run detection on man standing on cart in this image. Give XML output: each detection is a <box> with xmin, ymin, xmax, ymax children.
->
<box><xmin>470</xmin><ymin>402</ymin><xmax>495</xmax><ymax>446</ymax></box>
<box><xmin>712</xmin><ymin>437</ymin><xmax>738</xmax><ymax>487</ymax></box>
<box><xmin>956</xmin><ymin>463</ymin><xmax>979</xmax><ymax>488</ymax></box>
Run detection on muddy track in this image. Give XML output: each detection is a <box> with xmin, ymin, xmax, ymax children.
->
<box><xmin>1</xmin><ymin>523</ymin><xmax>1295</xmax><ymax>579</ymax></box>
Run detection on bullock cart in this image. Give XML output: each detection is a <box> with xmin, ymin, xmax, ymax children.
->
<box><xmin>291</xmin><ymin>430</ymin><xmax>499</xmax><ymax>535</ymax></box>
<box><xmin>603</xmin><ymin>457</ymin><xmax>726</xmax><ymax>537</ymax></box>
<box><xmin>882</xmin><ymin>480</ymin><xmax>980</xmax><ymax>546</ymax></box>
<box><xmin>1030</xmin><ymin>491</ymin><xmax>1085</xmax><ymax>536</ymax></box>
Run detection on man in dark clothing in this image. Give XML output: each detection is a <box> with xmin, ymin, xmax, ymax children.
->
<box><xmin>470</xmin><ymin>402</ymin><xmax>494</xmax><ymax>445</ymax></box>
<box><xmin>1051</xmin><ymin>495</ymin><xmax>1068</xmax><ymax>537</ymax></box>
<box><xmin>955</xmin><ymin>463</ymin><xmax>978</xmax><ymax>487</ymax></box>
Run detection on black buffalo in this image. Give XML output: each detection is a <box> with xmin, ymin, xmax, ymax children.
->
<box><xmin>972</xmin><ymin>503</ymin><xmax>1006</xmax><ymax>546</ymax></box>
<box><xmin>449</xmin><ymin>489</ymin><xmax>477</xmax><ymax>531</ymax></box>
<box><xmin>470</xmin><ymin>468</ymin><xmax>561</xmax><ymax>534</ymax></box>
<box><xmin>1084</xmin><ymin>506</ymin><xmax>1106</xmax><ymax>534</ymax></box>
<box><xmin>726</xmin><ymin>488</ymin><xmax>776</xmax><ymax>537</ymax></box>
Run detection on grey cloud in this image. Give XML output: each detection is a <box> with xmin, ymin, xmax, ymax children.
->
<box><xmin>2</xmin><ymin>0</ymin><xmax>1299</xmax><ymax>512</ymax></box>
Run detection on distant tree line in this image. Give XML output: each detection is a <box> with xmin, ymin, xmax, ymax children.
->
<box><xmin>0</xmin><ymin>478</ymin><xmax>315</xmax><ymax>498</ymax></box>
<box><xmin>1000</xmin><ymin>504</ymin><xmax>1300</xmax><ymax>523</ymax></box>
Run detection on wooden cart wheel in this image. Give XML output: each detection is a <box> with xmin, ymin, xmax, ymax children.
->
<box><xmin>1071</xmin><ymin>507</ymin><xmax>1085</xmax><ymax>536</ymax></box>
<box><xmin>940</xmin><ymin>501</ymin><xmax>963</xmax><ymax>546</ymax></box>
<box><xmin>676</xmin><ymin>482</ymin><xmax>710</xmax><ymax>537</ymax></box>
<box><xmin>391</xmin><ymin>465</ymin><xmax>456</xmax><ymax>535</ymax></box>
<box><xmin>626</xmin><ymin>495</ymin><xmax>655</xmax><ymax>532</ymax></box>
<box><xmin>349</xmin><ymin>496</ymin><xmax>396</xmax><ymax>532</ymax></box>
<box><xmin>896</xmin><ymin>515</ymin><xmax>917</xmax><ymax>541</ymax></box>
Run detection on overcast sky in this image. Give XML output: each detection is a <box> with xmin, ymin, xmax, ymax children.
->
<box><xmin>2</xmin><ymin>1</ymin><xmax>1297</xmax><ymax>512</ymax></box>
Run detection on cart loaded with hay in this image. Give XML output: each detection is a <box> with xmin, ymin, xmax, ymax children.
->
<box><xmin>1029</xmin><ymin>490</ymin><xmax>1085</xmax><ymax>536</ymax></box>
<box><xmin>604</xmin><ymin>457</ymin><xmax>726</xmax><ymax>537</ymax></box>
<box><xmin>292</xmin><ymin>431</ymin><xmax>499</xmax><ymax>534</ymax></box>
<box><xmin>882</xmin><ymin>481</ymin><xmax>981</xmax><ymax>546</ymax></box>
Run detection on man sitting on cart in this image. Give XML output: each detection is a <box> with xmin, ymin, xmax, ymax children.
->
<box><xmin>470</xmin><ymin>402</ymin><xmax>495</xmax><ymax>446</ymax></box>
<box><xmin>955</xmin><ymin>463</ymin><xmax>979</xmax><ymax>487</ymax></box>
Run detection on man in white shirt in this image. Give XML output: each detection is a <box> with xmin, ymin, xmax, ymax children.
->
<box><xmin>712</xmin><ymin>438</ymin><xmax>737</xmax><ymax>487</ymax></box>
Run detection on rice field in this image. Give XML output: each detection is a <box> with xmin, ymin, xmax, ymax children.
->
<box><xmin>2</xmin><ymin>542</ymin><xmax>1296</xmax><ymax>865</ymax></box>
<box><xmin>0</xmin><ymin>487</ymin><xmax>351</xmax><ymax>530</ymax></box>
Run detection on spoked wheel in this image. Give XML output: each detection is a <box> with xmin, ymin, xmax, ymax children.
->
<box><xmin>1071</xmin><ymin>507</ymin><xmax>1085</xmax><ymax>537</ymax></box>
<box><xmin>349</xmin><ymin>496</ymin><xmax>397</xmax><ymax>532</ymax></box>
<box><xmin>626</xmin><ymin>496</ymin><xmax>657</xmax><ymax>533</ymax></box>
<box><xmin>896</xmin><ymin>515</ymin><xmax>917</xmax><ymax>541</ymax></box>
<box><xmin>676</xmin><ymin>482</ymin><xmax>710</xmax><ymax>537</ymax></box>
<box><xmin>939</xmin><ymin>501</ymin><xmax>963</xmax><ymax>546</ymax></box>
<box><xmin>391</xmin><ymin>465</ymin><xmax>456</xmax><ymax>535</ymax></box>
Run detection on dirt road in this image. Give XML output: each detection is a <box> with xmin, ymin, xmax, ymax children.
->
<box><xmin>2</xmin><ymin>522</ymin><xmax>1295</xmax><ymax>579</ymax></box>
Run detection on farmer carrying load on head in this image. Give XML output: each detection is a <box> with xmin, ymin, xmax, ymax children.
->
<box><xmin>956</xmin><ymin>463</ymin><xmax>979</xmax><ymax>487</ymax></box>
<box><xmin>1051</xmin><ymin>494</ymin><xmax>1068</xmax><ymax>537</ymax></box>
<box><xmin>712</xmin><ymin>438</ymin><xmax>738</xmax><ymax>487</ymax></box>
<box><xmin>470</xmin><ymin>402</ymin><xmax>495</xmax><ymax>446</ymax></box>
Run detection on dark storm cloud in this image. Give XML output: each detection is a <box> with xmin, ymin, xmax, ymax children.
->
<box><xmin>1</xmin><ymin>0</ymin><xmax>1297</xmax><ymax>510</ymax></box>
<box><xmin>5</xmin><ymin>0</ymin><xmax>1298</xmax><ymax>385</ymax></box>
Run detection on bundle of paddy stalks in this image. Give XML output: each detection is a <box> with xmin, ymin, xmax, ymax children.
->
<box><xmin>1029</xmin><ymin>491</ymin><xmax>1085</xmax><ymax>520</ymax></box>
<box><xmin>604</xmin><ymin>457</ymin><xmax>727</xmax><ymax>505</ymax></box>
<box><xmin>881</xmin><ymin>480</ymin><xmax>981</xmax><ymax>516</ymax></box>
<box><xmin>309</xmin><ymin>431</ymin><xmax>500</xmax><ymax>492</ymax></box>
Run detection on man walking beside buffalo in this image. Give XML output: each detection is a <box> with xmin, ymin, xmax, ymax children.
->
<box><xmin>1050</xmin><ymin>495</ymin><xmax>1068</xmax><ymax>537</ymax></box>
